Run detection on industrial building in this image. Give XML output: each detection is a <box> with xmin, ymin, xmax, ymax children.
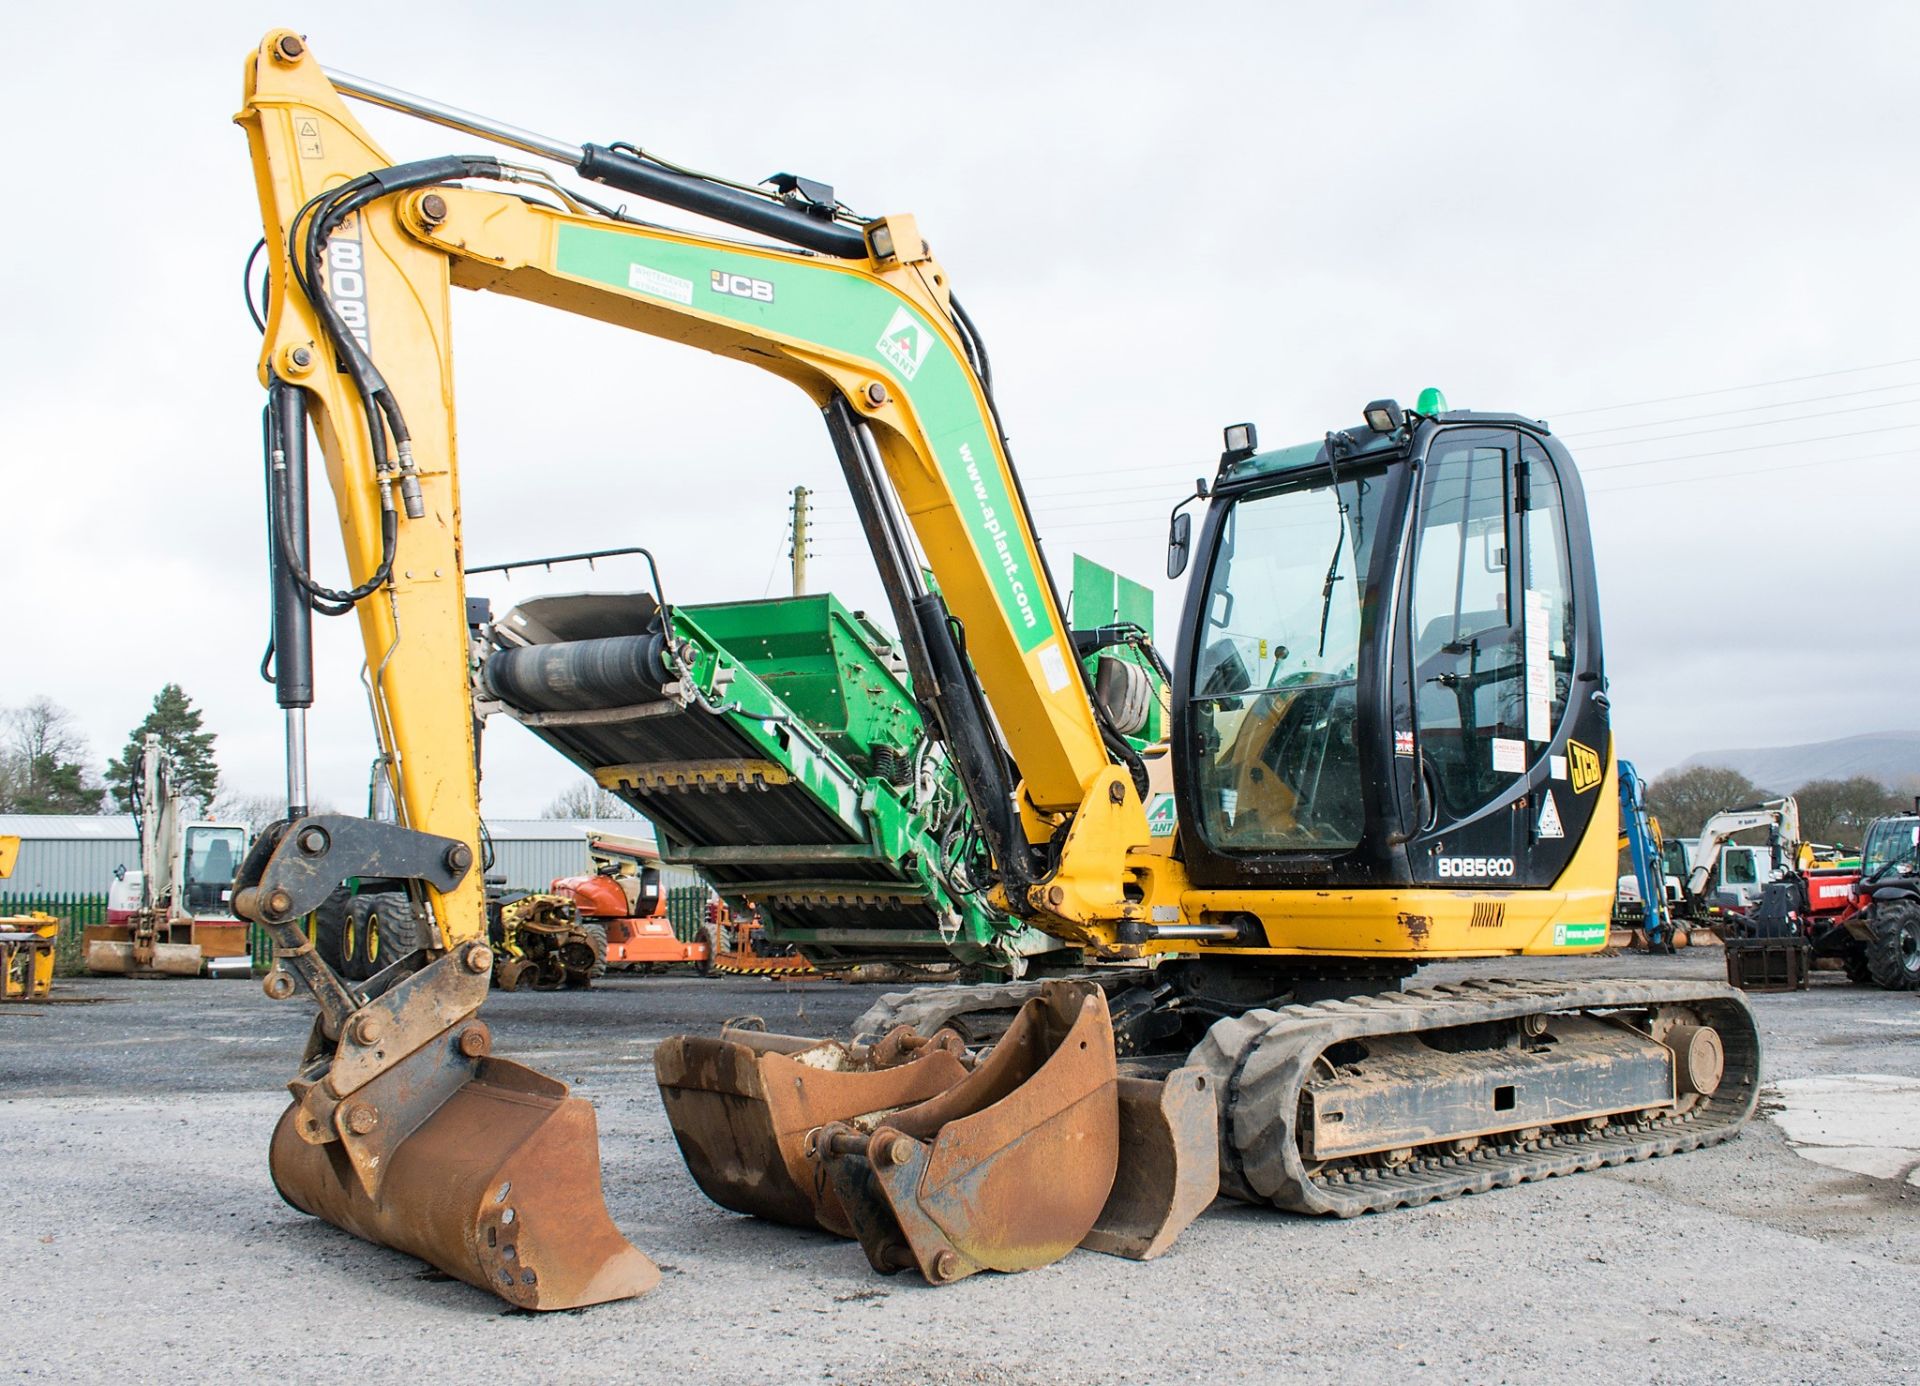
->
<box><xmin>0</xmin><ymin>815</ymin><xmax>697</xmax><ymax>901</ymax></box>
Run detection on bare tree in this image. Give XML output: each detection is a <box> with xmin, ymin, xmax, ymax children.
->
<box><xmin>7</xmin><ymin>696</ymin><xmax>90</xmax><ymax>767</ymax></box>
<box><xmin>1795</xmin><ymin>777</ymin><xmax>1908</xmax><ymax>848</ymax></box>
<box><xmin>210</xmin><ymin>790</ymin><xmax>337</xmax><ymax>835</ymax></box>
<box><xmin>541</xmin><ymin>778</ymin><xmax>638</xmax><ymax>820</ymax></box>
<box><xmin>0</xmin><ymin>696</ymin><xmax>105</xmax><ymax>814</ymax></box>
<box><xmin>1645</xmin><ymin>765</ymin><xmax>1769</xmax><ymax>841</ymax></box>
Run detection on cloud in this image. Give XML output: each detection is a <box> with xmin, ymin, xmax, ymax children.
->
<box><xmin>2</xmin><ymin>0</ymin><xmax>1915</xmax><ymax>813</ymax></box>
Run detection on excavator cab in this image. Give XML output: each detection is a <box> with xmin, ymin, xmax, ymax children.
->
<box><xmin>1173</xmin><ymin>402</ymin><xmax>1608</xmax><ymax>897</ymax></box>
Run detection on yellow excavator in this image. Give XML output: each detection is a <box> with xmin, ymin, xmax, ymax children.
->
<box><xmin>232</xmin><ymin>32</ymin><xmax>1757</xmax><ymax>1309</ymax></box>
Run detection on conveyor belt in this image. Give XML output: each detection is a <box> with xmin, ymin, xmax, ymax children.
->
<box><xmin>481</xmin><ymin>594</ymin><xmax>956</xmax><ymax>948</ymax></box>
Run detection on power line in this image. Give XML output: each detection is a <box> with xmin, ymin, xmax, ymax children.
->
<box><xmin>1547</xmin><ymin>355</ymin><xmax>1920</xmax><ymax>418</ymax></box>
<box><xmin>1571</xmin><ymin>398</ymin><xmax>1920</xmax><ymax>451</ymax></box>
<box><xmin>1563</xmin><ymin>379</ymin><xmax>1920</xmax><ymax>436</ymax></box>
<box><xmin>1587</xmin><ymin>447</ymin><xmax>1911</xmax><ymax>496</ymax></box>
<box><xmin>1034</xmin><ymin>447</ymin><xmax>1916</xmax><ymax>539</ymax></box>
<box><xmin>1584</xmin><ymin>421</ymin><xmax>1920</xmax><ymax>473</ymax></box>
<box><xmin>778</xmin><ymin>360</ymin><xmax>1920</xmax><ymax>543</ymax></box>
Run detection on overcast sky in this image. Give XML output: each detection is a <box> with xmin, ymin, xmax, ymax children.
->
<box><xmin>3</xmin><ymin>1</ymin><xmax>1916</xmax><ymax>816</ymax></box>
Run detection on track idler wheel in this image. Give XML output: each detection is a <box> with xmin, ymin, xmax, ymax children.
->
<box><xmin>656</xmin><ymin>1024</ymin><xmax>970</xmax><ymax>1234</ymax></box>
<box><xmin>814</xmin><ymin>980</ymin><xmax>1121</xmax><ymax>1285</ymax></box>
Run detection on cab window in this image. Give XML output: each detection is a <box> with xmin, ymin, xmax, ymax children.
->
<box><xmin>1862</xmin><ymin>818</ymin><xmax>1918</xmax><ymax>875</ymax></box>
<box><xmin>182</xmin><ymin>826</ymin><xmax>245</xmax><ymax>915</ymax></box>
<box><xmin>1410</xmin><ymin>436</ymin><xmax>1524</xmax><ymax>816</ymax></box>
<box><xmin>1520</xmin><ymin>441</ymin><xmax>1574</xmax><ymax>739</ymax></box>
<box><xmin>1189</xmin><ymin>472</ymin><xmax>1383</xmax><ymax>852</ymax></box>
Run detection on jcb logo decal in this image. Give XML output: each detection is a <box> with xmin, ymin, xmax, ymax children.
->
<box><xmin>710</xmin><ymin>270</ymin><xmax>774</xmax><ymax>303</ymax></box>
<box><xmin>1567</xmin><ymin>740</ymin><xmax>1603</xmax><ymax>794</ymax></box>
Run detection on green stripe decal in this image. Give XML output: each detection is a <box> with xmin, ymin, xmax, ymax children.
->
<box><xmin>552</xmin><ymin>226</ymin><xmax>1056</xmax><ymax>652</ymax></box>
<box><xmin>1552</xmin><ymin>923</ymin><xmax>1608</xmax><ymax>948</ymax></box>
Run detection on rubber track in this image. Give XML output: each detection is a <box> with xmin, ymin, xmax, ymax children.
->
<box><xmin>1188</xmin><ymin>976</ymin><xmax>1761</xmax><ymax>1216</ymax></box>
<box><xmin>851</xmin><ymin>971</ymin><xmax>1150</xmax><ymax>1045</ymax></box>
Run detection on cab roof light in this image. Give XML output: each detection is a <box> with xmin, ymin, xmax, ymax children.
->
<box><xmin>1221</xmin><ymin>422</ymin><xmax>1258</xmax><ymax>462</ymax></box>
<box><xmin>1363</xmin><ymin>399</ymin><xmax>1405</xmax><ymax>434</ymax></box>
<box><xmin>1414</xmin><ymin>386</ymin><xmax>1449</xmax><ymax>416</ymax></box>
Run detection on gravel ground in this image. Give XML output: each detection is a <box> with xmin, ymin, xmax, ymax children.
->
<box><xmin>3</xmin><ymin>950</ymin><xmax>1916</xmax><ymax>1384</ymax></box>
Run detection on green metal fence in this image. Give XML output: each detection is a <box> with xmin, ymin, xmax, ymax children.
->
<box><xmin>0</xmin><ymin>893</ymin><xmax>279</xmax><ymax>976</ymax></box>
<box><xmin>666</xmin><ymin>885</ymin><xmax>710</xmax><ymax>943</ymax></box>
<box><xmin>0</xmin><ymin>892</ymin><xmax>107</xmax><ymax>976</ymax></box>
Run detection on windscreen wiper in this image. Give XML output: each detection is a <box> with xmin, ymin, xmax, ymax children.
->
<box><xmin>1316</xmin><ymin>509</ymin><xmax>1348</xmax><ymax>659</ymax></box>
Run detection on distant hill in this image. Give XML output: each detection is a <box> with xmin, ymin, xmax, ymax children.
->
<box><xmin>1679</xmin><ymin>731</ymin><xmax>1920</xmax><ymax>792</ymax></box>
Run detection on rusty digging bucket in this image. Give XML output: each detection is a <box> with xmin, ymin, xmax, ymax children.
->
<box><xmin>812</xmin><ymin>982</ymin><xmax>1120</xmax><ymax>1283</ymax></box>
<box><xmin>657</xmin><ymin>983</ymin><xmax>1218</xmax><ymax>1280</ymax></box>
<box><xmin>656</xmin><ymin>1022</ymin><xmax>973</xmax><ymax>1236</ymax></box>
<box><xmin>85</xmin><ymin>938</ymin><xmax>204</xmax><ymax>976</ymax></box>
<box><xmin>268</xmin><ymin>973</ymin><xmax>657</xmax><ymax>1310</ymax></box>
<box><xmin>1083</xmin><ymin>1066</ymin><xmax>1219</xmax><ymax>1261</ymax></box>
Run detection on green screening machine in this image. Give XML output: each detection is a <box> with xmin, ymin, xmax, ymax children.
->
<box><xmin>475</xmin><ymin>559</ymin><xmax>1158</xmax><ymax>975</ymax></box>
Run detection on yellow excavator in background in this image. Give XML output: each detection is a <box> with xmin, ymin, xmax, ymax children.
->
<box><xmin>1</xmin><ymin>836</ymin><xmax>59</xmax><ymax>1001</ymax></box>
<box><xmin>233</xmin><ymin>32</ymin><xmax>1757</xmax><ymax>1309</ymax></box>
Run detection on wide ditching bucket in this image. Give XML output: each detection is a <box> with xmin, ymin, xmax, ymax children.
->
<box><xmin>266</xmin><ymin>942</ymin><xmax>657</xmax><ymax>1311</ymax></box>
<box><xmin>85</xmin><ymin>938</ymin><xmax>204</xmax><ymax>977</ymax></box>
<box><xmin>813</xmin><ymin>981</ymin><xmax>1121</xmax><ymax>1285</ymax></box>
<box><xmin>657</xmin><ymin>1023</ymin><xmax>972</xmax><ymax>1235</ymax></box>
<box><xmin>86</xmin><ymin>912</ymin><xmax>203</xmax><ymax>977</ymax></box>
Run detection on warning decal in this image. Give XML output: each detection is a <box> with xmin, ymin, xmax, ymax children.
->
<box><xmin>1538</xmin><ymin>789</ymin><xmax>1564</xmax><ymax>839</ymax></box>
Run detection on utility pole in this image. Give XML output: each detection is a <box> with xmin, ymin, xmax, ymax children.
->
<box><xmin>788</xmin><ymin>485</ymin><xmax>811</xmax><ymax>596</ymax></box>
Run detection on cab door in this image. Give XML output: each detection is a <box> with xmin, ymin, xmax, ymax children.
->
<box><xmin>1400</xmin><ymin>428</ymin><xmax>1601</xmax><ymax>888</ymax></box>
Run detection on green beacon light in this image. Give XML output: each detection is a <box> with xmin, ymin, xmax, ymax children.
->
<box><xmin>1415</xmin><ymin>386</ymin><xmax>1448</xmax><ymax>416</ymax></box>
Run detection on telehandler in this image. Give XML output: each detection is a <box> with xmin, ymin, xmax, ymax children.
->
<box><xmin>231</xmin><ymin>32</ymin><xmax>1757</xmax><ymax>1308</ymax></box>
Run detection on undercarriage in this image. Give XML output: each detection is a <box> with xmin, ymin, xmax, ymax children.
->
<box><xmin>724</xmin><ymin>964</ymin><xmax>1759</xmax><ymax>1224</ymax></box>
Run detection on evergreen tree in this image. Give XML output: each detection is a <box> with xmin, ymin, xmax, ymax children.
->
<box><xmin>106</xmin><ymin>685</ymin><xmax>220</xmax><ymax>813</ymax></box>
<box><xmin>10</xmin><ymin>756</ymin><xmax>106</xmax><ymax>814</ymax></box>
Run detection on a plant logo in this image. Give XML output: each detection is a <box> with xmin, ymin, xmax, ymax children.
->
<box><xmin>1145</xmin><ymin>793</ymin><xmax>1178</xmax><ymax>837</ymax></box>
<box><xmin>877</xmin><ymin>306</ymin><xmax>932</xmax><ymax>380</ymax></box>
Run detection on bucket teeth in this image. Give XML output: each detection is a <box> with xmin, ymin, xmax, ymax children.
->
<box><xmin>813</xmin><ymin>981</ymin><xmax>1121</xmax><ymax>1285</ymax></box>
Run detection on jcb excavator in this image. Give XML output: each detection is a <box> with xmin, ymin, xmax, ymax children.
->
<box><xmin>232</xmin><ymin>32</ymin><xmax>1757</xmax><ymax>1309</ymax></box>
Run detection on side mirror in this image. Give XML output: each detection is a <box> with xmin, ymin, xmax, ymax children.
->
<box><xmin>1167</xmin><ymin>511</ymin><xmax>1192</xmax><ymax>579</ymax></box>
